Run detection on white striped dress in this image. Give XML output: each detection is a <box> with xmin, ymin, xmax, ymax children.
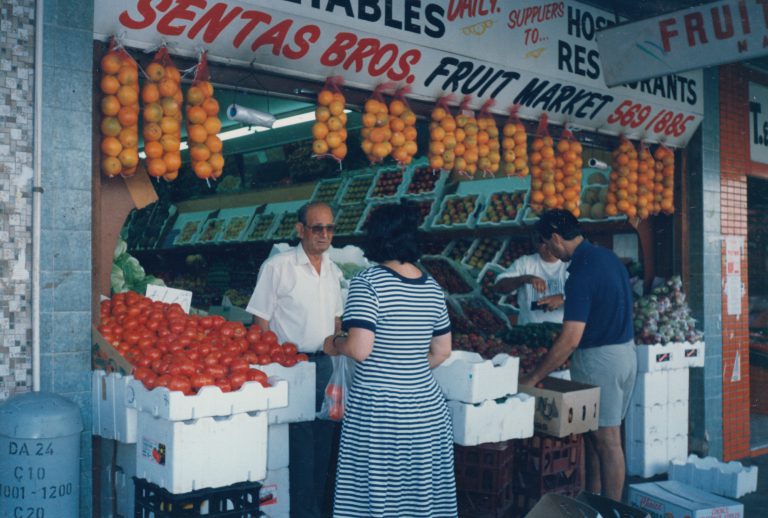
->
<box><xmin>334</xmin><ymin>265</ymin><xmax>458</xmax><ymax>518</ymax></box>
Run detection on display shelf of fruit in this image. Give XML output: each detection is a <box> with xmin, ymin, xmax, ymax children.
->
<box><xmin>633</xmin><ymin>275</ymin><xmax>703</xmax><ymax>344</ymax></box>
<box><xmin>311</xmin><ymin>177</ymin><xmax>346</xmax><ymax>205</ymax></box>
<box><xmin>431</xmin><ymin>194</ymin><xmax>480</xmax><ymax>229</ymax></box>
<box><xmin>477</xmin><ymin>190</ymin><xmax>527</xmax><ymax>227</ymax></box>
<box><xmin>444</xmin><ymin>238</ymin><xmax>474</xmax><ymax>263</ymax></box>
<box><xmin>244</xmin><ymin>213</ymin><xmax>279</xmax><ymax>242</ymax></box>
<box><xmin>335</xmin><ymin>204</ymin><xmax>365</xmax><ymax>236</ymax></box>
<box><xmin>403</xmin><ymin>164</ymin><xmax>447</xmax><ymax>198</ymax></box>
<box><xmin>454</xmin><ymin>295</ymin><xmax>510</xmax><ymax>334</ymax></box>
<box><xmin>452</xmin><ymin>332</ymin><xmax>507</xmax><ymax>359</ymax></box>
<box><xmin>495</xmin><ymin>238</ymin><xmax>532</xmax><ymax>269</ymax></box>
<box><xmin>367</xmin><ymin>167</ymin><xmax>410</xmax><ymax>201</ymax></box>
<box><xmin>504</xmin><ymin>323</ymin><xmax>563</xmax><ymax>349</ymax></box>
<box><xmin>419</xmin><ymin>255</ymin><xmax>476</xmax><ymax>294</ymax></box>
<box><xmin>413</xmin><ymin>198</ymin><xmax>439</xmax><ymax>230</ymax></box>
<box><xmin>463</xmin><ymin>237</ymin><xmax>505</xmax><ymax>272</ymax></box>
<box><xmin>339</xmin><ymin>174</ymin><xmax>375</xmax><ymax>205</ymax></box>
<box><xmin>477</xmin><ymin>263</ymin><xmax>505</xmax><ymax>305</ymax></box>
<box><xmin>196</xmin><ymin>218</ymin><xmax>225</xmax><ymax>244</ymax></box>
<box><xmin>271</xmin><ymin>212</ymin><xmax>298</xmax><ymax>241</ymax></box>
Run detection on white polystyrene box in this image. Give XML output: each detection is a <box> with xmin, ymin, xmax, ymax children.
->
<box><xmin>626</xmin><ymin>436</ymin><xmax>669</xmax><ymax>478</ymax></box>
<box><xmin>669</xmin><ymin>454</ymin><xmax>758</xmax><ymax>499</ymax></box>
<box><xmin>127</xmin><ymin>376</ymin><xmax>287</xmax><ymax>421</ymax></box>
<box><xmin>115</xmin><ymin>442</ymin><xmax>137</xmax><ymax>518</ymax></box>
<box><xmin>260</xmin><ymin>467</ymin><xmax>290</xmax><ymax>518</ymax></box>
<box><xmin>448</xmin><ymin>392</ymin><xmax>534</xmax><ymax>446</ymax></box>
<box><xmin>636</xmin><ymin>342</ymin><xmax>683</xmax><ymax>372</ymax></box>
<box><xmin>626</xmin><ymin>403</ymin><xmax>668</xmax><ymax>442</ymax></box>
<box><xmin>433</xmin><ymin>351</ymin><xmax>519</xmax><ymax>404</ymax></box>
<box><xmin>667</xmin><ymin>434</ymin><xmax>689</xmax><ymax>464</ymax></box>
<box><xmin>92</xmin><ymin>370</ymin><xmax>137</xmax><ymax>443</ymax></box>
<box><xmin>268</xmin><ymin>423</ymin><xmax>289</xmax><ymax>471</ymax></box>
<box><xmin>135</xmin><ymin>410</ymin><xmax>268</xmax><ymax>494</ymax></box>
<box><xmin>630</xmin><ymin>370</ymin><xmax>670</xmax><ymax>407</ymax></box>
<box><xmin>667</xmin><ymin>367</ymin><xmax>690</xmax><ymax>403</ymax></box>
<box><xmin>260</xmin><ymin>362</ymin><xmax>316</xmax><ymax>424</ymax></box>
<box><xmin>680</xmin><ymin>341</ymin><xmax>705</xmax><ymax>368</ymax></box>
<box><xmin>666</xmin><ymin>399</ymin><xmax>689</xmax><ymax>437</ymax></box>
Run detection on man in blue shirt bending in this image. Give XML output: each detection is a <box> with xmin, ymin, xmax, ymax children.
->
<box><xmin>520</xmin><ymin>209</ymin><xmax>637</xmax><ymax>502</ymax></box>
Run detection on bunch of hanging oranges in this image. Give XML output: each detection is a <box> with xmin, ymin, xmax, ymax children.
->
<box><xmin>99</xmin><ymin>50</ymin><xmax>140</xmax><ymax>178</ymax></box>
<box><xmin>312</xmin><ymin>89</ymin><xmax>348</xmax><ymax>161</ymax></box>
<box><xmin>185</xmin><ymin>81</ymin><xmax>224</xmax><ymax>180</ymax></box>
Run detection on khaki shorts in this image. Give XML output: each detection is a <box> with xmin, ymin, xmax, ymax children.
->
<box><xmin>570</xmin><ymin>341</ymin><xmax>637</xmax><ymax>428</ymax></box>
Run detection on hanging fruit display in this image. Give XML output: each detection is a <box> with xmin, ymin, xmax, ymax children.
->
<box><xmin>502</xmin><ymin>106</ymin><xmax>528</xmax><ymax>177</ymax></box>
<box><xmin>388</xmin><ymin>87</ymin><xmax>418</xmax><ymax>165</ymax></box>
<box><xmin>477</xmin><ymin>100</ymin><xmax>500</xmax><ymax>176</ymax></box>
<box><xmin>429</xmin><ymin>95</ymin><xmax>456</xmax><ymax>171</ymax></box>
<box><xmin>654</xmin><ymin>144</ymin><xmax>675</xmax><ymax>214</ymax></box>
<box><xmin>312</xmin><ymin>76</ymin><xmax>347</xmax><ymax>163</ymax></box>
<box><xmin>528</xmin><ymin>114</ymin><xmax>556</xmax><ymax>214</ymax></box>
<box><xmin>606</xmin><ymin>136</ymin><xmax>638</xmax><ymax>218</ymax></box>
<box><xmin>455</xmin><ymin>97</ymin><xmax>478</xmax><ymax>176</ymax></box>
<box><xmin>360</xmin><ymin>83</ymin><xmax>391</xmax><ymax>164</ymax></box>
<box><xmin>142</xmin><ymin>47</ymin><xmax>182</xmax><ymax>181</ymax></box>
<box><xmin>99</xmin><ymin>40</ymin><xmax>139</xmax><ymax>178</ymax></box>
<box><xmin>555</xmin><ymin>125</ymin><xmax>583</xmax><ymax>218</ymax></box>
<box><xmin>185</xmin><ymin>52</ymin><xmax>224</xmax><ymax>180</ymax></box>
<box><xmin>636</xmin><ymin>141</ymin><xmax>656</xmax><ymax>219</ymax></box>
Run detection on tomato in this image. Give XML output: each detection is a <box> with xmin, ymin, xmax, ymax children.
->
<box><xmin>219</xmin><ymin>325</ymin><xmax>234</xmax><ymax>338</ymax></box>
<box><xmin>144</xmin><ymin>348</ymin><xmax>162</xmax><ymax>362</ymax></box>
<box><xmin>167</xmin><ymin>375</ymin><xmax>193</xmax><ymax>395</ymax></box>
<box><xmin>255</xmin><ymin>354</ymin><xmax>272</xmax><ymax>365</ymax></box>
<box><xmin>246</xmin><ymin>327</ymin><xmax>262</xmax><ymax>344</ymax></box>
<box><xmin>262</xmin><ymin>330</ymin><xmax>278</xmax><ymax>344</ymax></box>
<box><xmin>210</xmin><ymin>315</ymin><xmax>226</xmax><ymax>328</ymax></box>
<box><xmin>229</xmin><ymin>358</ymin><xmax>249</xmax><ymax>374</ymax></box>
<box><xmin>252</xmin><ymin>342</ymin><xmax>270</xmax><ymax>356</ymax></box>
<box><xmin>203</xmin><ymin>352</ymin><xmax>222</xmax><ymax>367</ymax></box>
<box><xmin>280</xmin><ymin>356</ymin><xmax>298</xmax><ymax>368</ymax></box>
<box><xmin>233</xmin><ymin>338</ymin><xmax>248</xmax><ymax>353</ymax></box>
<box><xmin>271</xmin><ymin>350</ymin><xmax>286</xmax><ymax>364</ymax></box>
<box><xmin>219</xmin><ymin>354</ymin><xmax>235</xmax><ymax>367</ymax></box>
<box><xmin>229</xmin><ymin>372</ymin><xmax>247</xmax><ymax>391</ymax></box>
<box><xmin>328</xmin><ymin>403</ymin><xmax>344</xmax><ymax>421</ymax></box>
<box><xmin>206</xmin><ymin>365</ymin><xmax>227</xmax><ymax>379</ymax></box>
<box><xmin>242</xmin><ymin>351</ymin><xmax>259</xmax><ymax>364</ymax></box>
<box><xmin>137</xmin><ymin>336</ymin><xmax>155</xmax><ymax>349</ymax></box>
<box><xmin>325</xmin><ymin>383</ymin><xmax>343</xmax><ymax>400</ymax></box>
<box><xmin>283</xmin><ymin>342</ymin><xmax>298</xmax><ymax>356</ymax></box>
<box><xmin>245</xmin><ymin>368</ymin><xmax>268</xmax><ymax>384</ymax></box>
<box><xmin>296</xmin><ymin>353</ymin><xmax>309</xmax><ymax>362</ymax></box>
<box><xmin>216</xmin><ymin>378</ymin><xmax>232</xmax><ymax>392</ymax></box>
<box><xmin>133</xmin><ymin>366</ymin><xmax>154</xmax><ymax>382</ymax></box>
<box><xmin>190</xmin><ymin>373</ymin><xmax>215</xmax><ymax>390</ymax></box>
<box><xmin>176</xmin><ymin>360</ymin><xmax>196</xmax><ymax>378</ymax></box>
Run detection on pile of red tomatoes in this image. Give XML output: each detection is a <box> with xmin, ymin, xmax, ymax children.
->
<box><xmin>97</xmin><ymin>290</ymin><xmax>308</xmax><ymax>395</ymax></box>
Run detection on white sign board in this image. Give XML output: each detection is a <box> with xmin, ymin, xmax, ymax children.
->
<box><xmin>597</xmin><ymin>0</ymin><xmax>768</xmax><ymax>86</ymax></box>
<box><xmin>145</xmin><ymin>285</ymin><xmax>193</xmax><ymax>313</ymax></box>
<box><xmin>750</xmin><ymin>82</ymin><xmax>768</xmax><ymax>165</ymax></box>
<box><xmin>94</xmin><ymin>0</ymin><xmax>703</xmax><ymax>147</ymax></box>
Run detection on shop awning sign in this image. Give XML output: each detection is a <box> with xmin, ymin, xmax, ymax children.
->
<box><xmin>94</xmin><ymin>0</ymin><xmax>704</xmax><ymax>147</ymax></box>
<box><xmin>596</xmin><ymin>0</ymin><xmax>768</xmax><ymax>87</ymax></box>
<box><xmin>750</xmin><ymin>82</ymin><xmax>768</xmax><ymax>165</ymax></box>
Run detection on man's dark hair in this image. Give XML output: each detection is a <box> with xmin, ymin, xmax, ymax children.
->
<box><xmin>536</xmin><ymin>209</ymin><xmax>582</xmax><ymax>240</ymax></box>
<box><xmin>362</xmin><ymin>202</ymin><xmax>421</xmax><ymax>264</ymax></box>
<box><xmin>297</xmin><ymin>201</ymin><xmax>334</xmax><ymax>225</ymax></box>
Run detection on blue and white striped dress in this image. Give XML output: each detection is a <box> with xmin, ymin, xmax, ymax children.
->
<box><xmin>334</xmin><ymin>265</ymin><xmax>457</xmax><ymax>518</ymax></box>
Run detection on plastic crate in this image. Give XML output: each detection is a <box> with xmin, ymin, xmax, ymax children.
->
<box><xmin>335</xmin><ymin>204</ymin><xmax>366</xmax><ymax>236</ymax></box>
<box><xmin>271</xmin><ymin>212</ymin><xmax>298</xmax><ymax>241</ymax></box>
<box><xmin>419</xmin><ymin>255</ymin><xmax>477</xmax><ymax>295</ymax></box>
<box><xmin>455</xmin><ymin>442</ymin><xmax>516</xmax><ymax>494</ymax></box>
<box><xmin>338</xmin><ymin>173</ymin><xmax>375</xmax><ymax>206</ymax></box>
<box><xmin>444</xmin><ymin>238</ymin><xmax>475</xmax><ymax>263</ymax></box>
<box><xmin>171</xmin><ymin>212</ymin><xmax>212</xmax><ymax>247</ymax></box>
<box><xmin>310</xmin><ymin>177</ymin><xmax>346</xmax><ymax>206</ymax></box>
<box><xmin>463</xmin><ymin>237</ymin><xmax>506</xmax><ymax>272</ymax></box>
<box><xmin>477</xmin><ymin>263</ymin><xmax>505</xmax><ymax>306</ymax></box>
<box><xmin>513</xmin><ymin>434</ymin><xmax>583</xmax><ymax>497</ymax></box>
<box><xmin>456</xmin><ymin>479</ymin><xmax>515</xmax><ymax>518</ymax></box>
<box><xmin>476</xmin><ymin>189</ymin><xmax>528</xmax><ymax>228</ymax></box>
<box><xmin>402</xmin><ymin>163</ymin><xmax>448</xmax><ymax>199</ymax></box>
<box><xmin>430</xmin><ymin>193</ymin><xmax>482</xmax><ymax>230</ymax></box>
<box><xmin>216</xmin><ymin>207</ymin><xmax>258</xmax><ymax>243</ymax></box>
<box><xmin>133</xmin><ymin>477</ymin><xmax>261</xmax><ymax>517</ymax></box>
<box><xmin>454</xmin><ymin>294</ymin><xmax>511</xmax><ymax>334</ymax></box>
<box><xmin>366</xmin><ymin>165</ymin><xmax>411</xmax><ymax>202</ymax></box>
<box><xmin>243</xmin><ymin>213</ymin><xmax>279</xmax><ymax>242</ymax></box>
<box><xmin>495</xmin><ymin>237</ymin><xmax>533</xmax><ymax>269</ymax></box>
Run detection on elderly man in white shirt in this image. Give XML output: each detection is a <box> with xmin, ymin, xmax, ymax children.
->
<box><xmin>246</xmin><ymin>201</ymin><xmax>343</xmax><ymax>518</ymax></box>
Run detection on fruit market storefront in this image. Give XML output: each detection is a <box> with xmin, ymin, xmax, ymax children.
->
<box><xmin>85</xmin><ymin>0</ymin><xmax>721</xmax><ymax>514</ymax></box>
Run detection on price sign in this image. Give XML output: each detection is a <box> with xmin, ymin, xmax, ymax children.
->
<box><xmin>145</xmin><ymin>286</ymin><xmax>193</xmax><ymax>313</ymax></box>
<box><xmin>750</xmin><ymin>82</ymin><xmax>768</xmax><ymax>165</ymax></box>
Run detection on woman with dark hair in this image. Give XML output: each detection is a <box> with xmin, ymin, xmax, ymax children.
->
<box><xmin>323</xmin><ymin>202</ymin><xmax>457</xmax><ymax>517</ymax></box>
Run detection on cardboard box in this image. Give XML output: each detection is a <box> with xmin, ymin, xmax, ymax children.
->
<box><xmin>519</xmin><ymin>377</ymin><xmax>600</xmax><ymax>437</ymax></box>
<box><xmin>92</xmin><ymin>326</ymin><xmax>132</xmax><ymax>376</ymax></box>
<box><xmin>268</xmin><ymin>423</ymin><xmax>289</xmax><ymax>471</ymax></box>
<box><xmin>433</xmin><ymin>351</ymin><xmax>519</xmax><ymax>403</ymax></box>
<box><xmin>525</xmin><ymin>493</ymin><xmax>599</xmax><ymax>518</ymax></box>
<box><xmin>135</xmin><ymin>410</ymin><xmax>268</xmax><ymax>494</ymax></box>
<box><xmin>629</xmin><ymin>480</ymin><xmax>744</xmax><ymax>518</ymax></box>
<box><xmin>92</xmin><ymin>370</ymin><xmax>137</xmax><ymax>444</ymax></box>
<box><xmin>576</xmin><ymin>491</ymin><xmax>651</xmax><ymax>518</ymax></box>
<box><xmin>259</xmin><ymin>362</ymin><xmax>316</xmax><ymax>424</ymax></box>
<box><xmin>448</xmin><ymin>392</ymin><xmax>534</xmax><ymax>446</ymax></box>
<box><xmin>260</xmin><ymin>467</ymin><xmax>290</xmax><ymax>518</ymax></box>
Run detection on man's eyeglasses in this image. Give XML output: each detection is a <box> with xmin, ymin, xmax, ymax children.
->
<box><xmin>305</xmin><ymin>224</ymin><xmax>336</xmax><ymax>234</ymax></box>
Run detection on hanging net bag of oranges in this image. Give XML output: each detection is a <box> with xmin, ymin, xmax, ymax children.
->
<box><xmin>142</xmin><ymin>47</ymin><xmax>183</xmax><ymax>181</ymax></box>
<box><xmin>387</xmin><ymin>86</ymin><xmax>418</xmax><ymax>166</ymax></box>
<box><xmin>555</xmin><ymin>124</ymin><xmax>583</xmax><ymax>218</ymax></box>
<box><xmin>99</xmin><ymin>38</ymin><xmax>140</xmax><ymax>178</ymax></box>
<box><xmin>502</xmin><ymin>105</ymin><xmax>529</xmax><ymax>178</ymax></box>
<box><xmin>312</xmin><ymin>76</ymin><xmax>348</xmax><ymax>165</ymax></box>
<box><xmin>360</xmin><ymin>82</ymin><xmax>394</xmax><ymax>164</ymax></box>
<box><xmin>428</xmin><ymin>94</ymin><xmax>456</xmax><ymax>172</ymax></box>
<box><xmin>185</xmin><ymin>51</ymin><xmax>224</xmax><ymax>181</ymax></box>
<box><xmin>454</xmin><ymin>96</ymin><xmax>479</xmax><ymax>177</ymax></box>
<box><xmin>477</xmin><ymin>99</ymin><xmax>500</xmax><ymax>177</ymax></box>
<box><xmin>653</xmin><ymin>144</ymin><xmax>675</xmax><ymax>214</ymax></box>
<box><xmin>528</xmin><ymin>114</ymin><xmax>556</xmax><ymax>214</ymax></box>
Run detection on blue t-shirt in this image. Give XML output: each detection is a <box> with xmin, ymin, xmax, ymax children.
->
<box><xmin>563</xmin><ymin>240</ymin><xmax>634</xmax><ymax>348</ymax></box>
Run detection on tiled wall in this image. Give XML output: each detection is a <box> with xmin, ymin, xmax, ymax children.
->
<box><xmin>719</xmin><ymin>64</ymin><xmax>752</xmax><ymax>461</ymax></box>
<box><xmin>0</xmin><ymin>0</ymin><xmax>34</xmax><ymax>401</ymax></box>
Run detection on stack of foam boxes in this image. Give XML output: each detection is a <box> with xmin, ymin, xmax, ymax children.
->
<box><xmin>670</xmin><ymin>454</ymin><xmax>758</xmax><ymax>499</ymax></box>
<box><xmin>258</xmin><ymin>361</ymin><xmax>317</xmax><ymax>518</ymax></box>
<box><xmin>433</xmin><ymin>351</ymin><xmax>535</xmax><ymax>517</ymax></box>
<box><xmin>625</xmin><ymin>340</ymin><xmax>705</xmax><ymax>477</ymax></box>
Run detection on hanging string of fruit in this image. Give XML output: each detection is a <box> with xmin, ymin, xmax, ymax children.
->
<box><xmin>428</xmin><ymin>94</ymin><xmax>456</xmax><ymax>172</ymax></box>
<box><xmin>637</xmin><ymin>141</ymin><xmax>656</xmax><ymax>219</ymax></box>
<box><xmin>388</xmin><ymin>86</ymin><xmax>418</xmax><ymax>166</ymax></box>
<box><xmin>312</xmin><ymin>76</ymin><xmax>347</xmax><ymax>164</ymax></box>
<box><xmin>455</xmin><ymin>96</ymin><xmax>478</xmax><ymax>177</ymax></box>
<box><xmin>477</xmin><ymin>99</ymin><xmax>500</xmax><ymax>177</ymax></box>
<box><xmin>99</xmin><ymin>38</ymin><xmax>140</xmax><ymax>178</ymax></box>
<box><xmin>654</xmin><ymin>144</ymin><xmax>675</xmax><ymax>214</ymax></box>
<box><xmin>606</xmin><ymin>136</ymin><xmax>638</xmax><ymax>218</ymax></box>
<box><xmin>502</xmin><ymin>105</ymin><xmax>528</xmax><ymax>177</ymax></box>
<box><xmin>528</xmin><ymin>114</ymin><xmax>556</xmax><ymax>214</ymax></box>
<box><xmin>185</xmin><ymin>52</ymin><xmax>224</xmax><ymax>180</ymax></box>
<box><xmin>555</xmin><ymin>124</ymin><xmax>583</xmax><ymax>217</ymax></box>
<box><xmin>360</xmin><ymin>82</ymin><xmax>393</xmax><ymax>164</ymax></box>
<box><xmin>142</xmin><ymin>47</ymin><xmax>182</xmax><ymax>181</ymax></box>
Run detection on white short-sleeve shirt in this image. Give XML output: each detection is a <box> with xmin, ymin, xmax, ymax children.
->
<box><xmin>496</xmin><ymin>253</ymin><xmax>569</xmax><ymax>325</ymax></box>
<box><xmin>246</xmin><ymin>245</ymin><xmax>344</xmax><ymax>353</ymax></box>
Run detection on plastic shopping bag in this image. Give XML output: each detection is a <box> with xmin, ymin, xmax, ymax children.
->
<box><xmin>317</xmin><ymin>355</ymin><xmax>353</xmax><ymax>421</ymax></box>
